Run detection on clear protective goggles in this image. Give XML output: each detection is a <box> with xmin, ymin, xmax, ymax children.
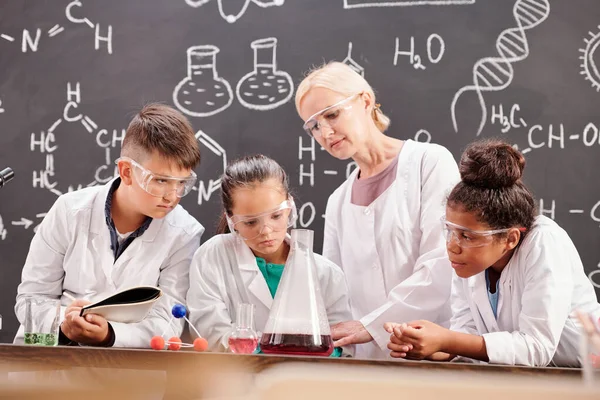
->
<box><xmin>226</xmin><ymin>199</ymin><xmax>298</xmax><ymax>241</ymax></box>
<box><xmin>441</xmin><ymin>216</ymin><xmax>525</xmax><ymax>249</ymax></box>
<box><xmin>116</xmin><ymin>157</ymin><xmax>197</xmax><ymax>198</ymax></box>
<box><xmin>302</xmin><ymin>93</ymin><xmax>359</xmax><ymax>139</ymax></box>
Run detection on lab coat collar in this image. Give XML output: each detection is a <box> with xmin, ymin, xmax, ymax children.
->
<box><xmin>90</xmin><ymin>178</ymin><xmax>163</xmax><ymax>243</ymax></box>
<box><xmin>235</xmin><ymin>234</ymin><xmax>291</xmax><ymax>308</ymax></box>
<box><xmin>470</xmin><ymin>271</ymin><xmax>500</xmax><ymax>331</ymax></box>
<box><xmin>237</xmin><ymin>234</ymin><xmax>291</xmax><ymax>271</ymax></box>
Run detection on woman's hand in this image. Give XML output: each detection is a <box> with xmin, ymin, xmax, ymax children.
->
<box><xmin>331</xmin><ymin>320</ymin><xmax>373</xmax><ymax>347</ymax></box>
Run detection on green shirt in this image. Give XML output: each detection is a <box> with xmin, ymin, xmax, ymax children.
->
<box><xmin>255</xmin><ymin>257</ymin><xmax>284</xmax><ymax>298</ymax></box>
<box><xmin>254</xmin><ymin>257</ymin><xmax>342</xmax><ymax>358</ymax></box>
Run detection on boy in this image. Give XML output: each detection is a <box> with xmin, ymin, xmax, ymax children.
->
<box><xmin>14</xmin><ymin>103</ymin><xmax>204</xmax><ymax>347</ymax></box>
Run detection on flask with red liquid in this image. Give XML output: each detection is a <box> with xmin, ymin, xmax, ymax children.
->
<box><xmin>260</xmin><ymin>229</ymin><xmax>333</xmax><ymax>357</ymax></box>
<box><xmin>228</xmin><ymin>303</ymin><xmax>259</xmax><ymax>354</ymax></box>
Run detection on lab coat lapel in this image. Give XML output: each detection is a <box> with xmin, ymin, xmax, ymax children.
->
<box><xmin>236</xmin><ymin>238</ymin><xmax>273</xmax><ymax>309</ymax></box>
<box><xmin>89</xmin><ymin>184</ymin><xmax>115</xmax><ymax>285</ymax></box>
<box><xmin>112</xmin><ymin>211</ymin><xmax>164</xmax><ymax>280</ymax></box>
<box><xmin>472</xmin><ymin>272</ymin><xmax>500</xmax><ymax>332</ymax></box>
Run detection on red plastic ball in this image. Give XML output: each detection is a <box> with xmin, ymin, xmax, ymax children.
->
<box><xmin>193</xmin><ymin>337</ymin><xmax>209</xmax><ymax>352</ymax></box>
<box><xmin>168</xmin><ymin>336</ymin><xmax>182</xmax><ymax>351</ymax></box>
<box><xmin>150</xmin><ymin>336</ymin><xmax>165</xmax><ymax>350</ymax></box>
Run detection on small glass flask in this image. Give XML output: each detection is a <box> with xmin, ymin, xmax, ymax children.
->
<box><xmin>228</xmin><ymin>303</ymin><xmax>259</xmax><ymax>354</ymax></box>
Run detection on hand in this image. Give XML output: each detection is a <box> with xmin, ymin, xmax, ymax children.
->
<box><xmin>60</xmin><ymin>310</ymin><xmax>112</xmax><ymax>346</ymax></box>
<box><xmin>331</xmin><ymin>320</ymin><xmax>373</xmax><ymax>347</ymax></box>
<box><xmin>65</xmin><ymin>299</ymin><xmax>92</xmax><ymax>318</ymax></box>
<box><xmin>425</xmin><ymin>351</ymin><xmax>454</xmax><ymax>362</ymax></box>
<box><xmin>576</xmin><ymin>311</ymin><xmax>600</xmax><ymax>353</ymax></box>
<box><xmin>384</xmin><ymin>322</ymin><xmax>413</xmax><ymax>358</ymax></box>
<box><xmin>385</xmin><ymin>320</ymin><xmax>448</xmax><ymax>360</ymax></box>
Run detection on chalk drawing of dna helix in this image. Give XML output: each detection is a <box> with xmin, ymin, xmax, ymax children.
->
<box><xmin>451</xmin><ymin>0</ymin><xmax>550</xmax><ymax>136</ymax></box>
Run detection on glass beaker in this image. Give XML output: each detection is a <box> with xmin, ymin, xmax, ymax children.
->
<box><xmin>24</xmin><ymin>297</ymin><xmax>60</xmax><ymax>346</ymax></box>
<box><xmin>173</xmin><ymin>45</ymin><xmax>233</xmax><ymax>118</ymax></box>
<box><xmin>235</xmin><ymin>37</ymin><xmax>294</xmax><ymax>111</ymax></box>
<box><xmin>260</xmin><ymin>229</ymin><xmax>333</xmax><ymax>357</ymax></box>
<box><xmin>579</xmin><ymin>312</ymin><xmax>600</xmax><ymax>387</ymax></box>
<box><xmin>228</xmin><ymin>303</ymin><xmax>259</xmax><ymax>354</ymax></box>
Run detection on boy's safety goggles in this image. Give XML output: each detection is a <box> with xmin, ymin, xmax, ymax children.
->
<box><xmin>116</xmin><ymin>157</ymin><xmax>197</xmax><ymax>198</ymax></box>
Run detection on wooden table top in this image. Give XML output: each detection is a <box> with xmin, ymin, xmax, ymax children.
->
<box><xmin>0</xmin><ymin>343</ymin><xmax>585</xmax><ymax>399</ymax></box>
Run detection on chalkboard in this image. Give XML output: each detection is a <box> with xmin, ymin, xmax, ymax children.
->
<box><xmin>1</xmin><ymin>0</ymin><xmax>599</xmax><ymax>343</ymax></box>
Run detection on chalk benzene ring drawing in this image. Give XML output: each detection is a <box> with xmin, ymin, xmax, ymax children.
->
<box><xmin>193</xmin><ymin>130</ymin><xmax>227</xmax><ymax>205</ymax></box>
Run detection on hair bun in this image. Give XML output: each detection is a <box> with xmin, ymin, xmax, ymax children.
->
<box><xmin>459</xmin><ymin>140</ymin><xmax>525</xmax><ymax>189</ymax></box>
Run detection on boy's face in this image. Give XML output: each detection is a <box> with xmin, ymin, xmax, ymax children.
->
<box><xmin>120</xmin><ymin>152</ymin><xmax>194</xmax><ymax>219</ymax></box>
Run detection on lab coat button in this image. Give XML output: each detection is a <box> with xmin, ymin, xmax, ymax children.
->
<box><xmin>364</xmin><ymin>208</ymin><xmax>371</xmax><ymax>215</ymax></box>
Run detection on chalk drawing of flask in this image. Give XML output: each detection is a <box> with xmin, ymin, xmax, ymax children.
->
<box><xmin>218</xmin><ymin>0</ymin><xmax>251</xmax><ymax>23</ymax></box>
<box><xmin>173</xmin><ymin>45</ymin><xmax>233</xmax><ymax>117</ymax></box>
<box><xmin>236</xmin><ymin>37</ymin><xmax>293</xmax><ymax>111</ymax></box>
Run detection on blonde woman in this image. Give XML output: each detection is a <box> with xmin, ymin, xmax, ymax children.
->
<box><xmin>295</xmin><ymin>62</ymin><xmax>460</xmax><ymax>359</ymax></box>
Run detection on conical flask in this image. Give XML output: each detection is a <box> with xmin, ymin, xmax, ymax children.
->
<box><xmin>260</xmin><ymin>229</ymin><xmax>333</xmax><ymax>356</ymax></box>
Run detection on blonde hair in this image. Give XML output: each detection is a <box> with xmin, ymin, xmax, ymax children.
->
<box><xmin>295</xmin><ymin>62</ymin><xmax>390</xmax><ymax>132</ymax></box>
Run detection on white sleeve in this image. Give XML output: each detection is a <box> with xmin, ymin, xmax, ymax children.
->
<box><xmin>361</xmin><ymin>250</ymin><xmax>453</xmax><ymax>349</ymax></box>
<box><xmin>110</xmin><ymin>226</ymin><xmax>203</xmax><ymax>348</ymax></box>
<box><xmin>14</xmin><ymin>196</ymin><xmax>70</xmax><ymax>330</ymax></box>
<box><xmin>319</xmin><ymin>259</ymin><xmax>352</xmax><ymax>325</ymax></box>
<box><xmin>186</xmin><ymin>243</ymin><xmax>235</xmax><ymax>352</ymax></box>
<box><xmin>361</xmin><ymin>145</ymin><xmax>459</xmax><ymax>349</ymax></box>
<box><xmin>416</xmin><ymin>145</ymin><xmax>460</xmax><ymax>257</ymax></box>
<box><xmin>483</xmin><ymin>230</ymin><xmax>575</xmax><ymax>366</ymax></box>
<box><xmin>322</xmin><ymin>193</ymin><xmax>342</xmax><ymax>267</ymax></box>
<box><xmin>449</xmin><ymin>274</ymin><xmax>479</xmax><ymax>335</ymax></box>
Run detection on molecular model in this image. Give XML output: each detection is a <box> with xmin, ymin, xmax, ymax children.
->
<box><xmin>150</xmin><ymin>304</ymin><xmax>208</xmax><ymax>352</ymax></box>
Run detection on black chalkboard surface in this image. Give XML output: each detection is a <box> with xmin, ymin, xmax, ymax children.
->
<box><xmin>0</xmin><ymin>0</ymin><xmax>599</xmax><ymax>342</ymax></box>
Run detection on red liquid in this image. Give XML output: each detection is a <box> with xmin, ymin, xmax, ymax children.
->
<box><xmin>228</xmin><ymin>337</ymin><xmax>258</xmax><ymax>354</ymax></box>
<box><xmin>260</xmin><ymin>333</ymin><xmax>333</xmax><ymax>357</ymax></box>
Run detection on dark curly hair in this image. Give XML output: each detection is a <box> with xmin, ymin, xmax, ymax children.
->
<box><xmin>447</xmin><ymin>139</ymin><xmax>537</xmax><ymax>240</ymax></box>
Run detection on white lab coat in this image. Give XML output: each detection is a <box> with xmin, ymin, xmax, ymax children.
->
<box><xmin>186</xmin><ymin>233</ymin><xmax>352</xmax><ymax>352</ymax></box>
<box><xmin>450</xmin><ymin>216</ymin><xmax>600</xmax><ymax>367</ymax></box>
<box><xmin>14</xmin><ymin>179</ymin><xmax>204</xmax><ymax>347</ymax></box>
<box><xmin>323</xmin><ymin>140</ymin><xmax>460</xmax><ymax>359</ymax></box>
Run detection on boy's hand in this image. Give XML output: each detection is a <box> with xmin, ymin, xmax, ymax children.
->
<box><xmin>65</xmin><ymin>299</ymin><xmax>92</xmax><ymax>318</ymax></box>
<box><xmin>60</xmin><ymin>310</ymin><xmax>112</xmax><ymax>346</ymax></box>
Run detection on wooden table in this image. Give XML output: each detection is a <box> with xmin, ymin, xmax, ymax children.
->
<box><xmin>0</xmin><ymin>344</ymin><xmax>585</xmax><ymax>399</ymax></box>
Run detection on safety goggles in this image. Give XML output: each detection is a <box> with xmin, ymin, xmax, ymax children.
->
<box><xmin>226</xmin><ymin>199</ymin><xmax>298</xmax><ymax>241</ymax></box>
<box><xmin>116</xmin><ymin>157</ymin><xmax>197</xmax><ymax>198</ymax></box>
<box><xmin>302</xmin><ymin>93</ymin><xmax>360</xmax><ymax>139</ymax></box>
<box><xmin>441</xmin><ymin>216</ymin><xmax>525</xmax><ymax>249</ymax></box>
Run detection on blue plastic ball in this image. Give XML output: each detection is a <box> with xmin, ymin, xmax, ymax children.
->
<box><xmin>171</xmin><ymin>304</ymin><xmax>187</xmax><ymax>318</ymax></box>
